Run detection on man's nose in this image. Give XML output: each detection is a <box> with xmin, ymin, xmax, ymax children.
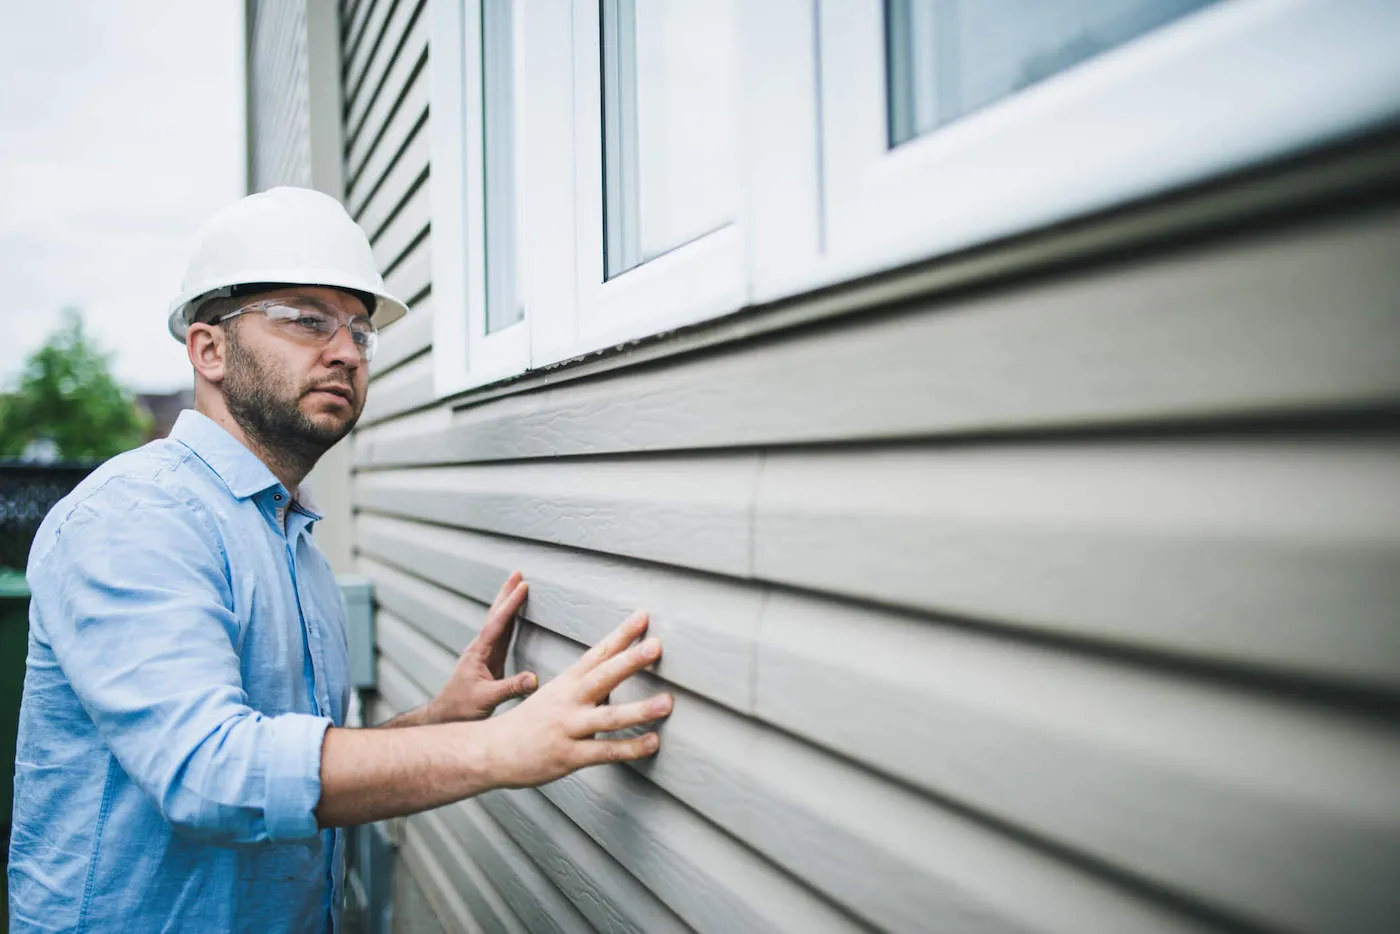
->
<box><xmin>322</xmin><ymin>323</ymin><xmax>363</xmax><ymax>367</ymax></box>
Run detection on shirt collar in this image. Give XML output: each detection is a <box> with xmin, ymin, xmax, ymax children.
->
<box><xmin>294</xmin><ymin>483</ymin><xmax>323</xmax><ymax>520</ymax></box>
<box><xmin>169</xmin><ymin>409</ymin><xmax>283</xmax><ymax>501</ymax></box>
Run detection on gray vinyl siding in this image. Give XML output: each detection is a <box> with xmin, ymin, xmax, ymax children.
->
<box><xmin>290</xmin><ymin>2</ymin><xmax>1400</xmax><ymax>932</ymax></box>
<box><xmin>246</xmin><ymin>0</ymin><xmax>313</xmax><ymax>190</ymax></box>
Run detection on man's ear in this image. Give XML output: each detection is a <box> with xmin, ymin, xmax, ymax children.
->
<box><xmin>187</xmin><ymin>323</ymin><xmax>228</xmax><ymax>384</ymax></box>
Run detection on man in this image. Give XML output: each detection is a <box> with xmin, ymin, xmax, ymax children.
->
<box><xmin>7</xmin><ymin>187</ymin><xmax>673</xmax><ymax>933</ymax></box>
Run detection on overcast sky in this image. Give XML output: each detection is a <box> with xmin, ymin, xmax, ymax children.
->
<box><xmin>0</xmin><ymin>0</ymin><xmax>245</xmax><ymax>394</ymax></box>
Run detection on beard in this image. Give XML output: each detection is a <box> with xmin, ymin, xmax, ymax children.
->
<box><xmin>222</xmin><ymin>326</ymin><xmax>362</xmax><ymax>475</ymax></box>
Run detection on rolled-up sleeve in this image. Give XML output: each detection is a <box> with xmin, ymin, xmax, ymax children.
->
<box><xmin>29</xmin><ymin>481</ymin><xmax>330</xmax><ymax>846</ymax></box>
<box><xmin>264</xmin><ymin>710</ymin><xmax>331</xmax><ymax>840</ymax></box>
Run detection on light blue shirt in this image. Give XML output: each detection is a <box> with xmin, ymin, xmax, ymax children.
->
<box><xmin>8</xmin><ymin>410</ymin><xmax>350</xmax><ymax>933</ymax></box>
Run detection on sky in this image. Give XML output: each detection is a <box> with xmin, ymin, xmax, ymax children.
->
<box><xmin>0</xmin><ymin>0</ymin><xmax>245</xmax><ymax>394</ymax></box>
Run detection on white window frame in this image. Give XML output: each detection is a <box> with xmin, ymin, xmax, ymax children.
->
<box><xmin>767</xmin><ymin>0</ymin><xmax>1400</xmax><ymax>296</ymax></box>
<box><xmin>434</xmin><ymin>0</ymin><xmax>1400</xmax><ymax>386</ymax></box>
<box><xmin>562</xmin><ymin>0</ymin><xmax>746</xmax><ymax>358</ymax></box>
<box><xmin>430</xmin><ymin>0</ymin><xmax>529</xmax><ymax>397</ymax></box>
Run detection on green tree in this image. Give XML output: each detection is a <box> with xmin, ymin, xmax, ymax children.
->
<box><xmin>0</xmin><ymin>308</ymin><xmax>152</xmax><ymax>460</ymax></box>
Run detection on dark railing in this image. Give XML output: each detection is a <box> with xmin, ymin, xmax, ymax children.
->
<box><xmin>0</xmin><ymin>462</ymin><xmax>100</xmax><ymax>570</ymax></box>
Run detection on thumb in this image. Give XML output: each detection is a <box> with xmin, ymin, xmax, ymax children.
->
<box><xmin>488</xmin><ymin>670</ymin><xmax>538</xmax><ymax>706</ymax></box>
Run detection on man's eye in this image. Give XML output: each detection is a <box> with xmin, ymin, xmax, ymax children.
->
<box><xmin>293</xmin><ymin>316</ymin><xmax>327</xmax><ymax>329</ymax></box>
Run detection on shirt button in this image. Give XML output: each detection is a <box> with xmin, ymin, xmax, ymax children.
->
<box><xmin>273</xmin><ymin>493</ymin><xmax>283</xmax><ymax>501</ymax></box>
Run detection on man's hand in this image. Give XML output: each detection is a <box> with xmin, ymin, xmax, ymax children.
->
<box><xmin>425</xmin><ymin>571</ymin><xmax>540</xmax><ymax>724</ymax></box>
<box><xmin>477</xmin><ymin>610</ymin><xmax>674</xmax><ymax>788</ymax></box>
<box><xmin>317</xmin><ymin>608</ymin><xmax>673</xmax><ymax>827</ymax></box>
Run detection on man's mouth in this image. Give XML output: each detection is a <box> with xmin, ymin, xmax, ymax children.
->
<box><xmin>308</xmin><ymin>384</ymin><xmax>354</xmax><ymax>404</ymax></box>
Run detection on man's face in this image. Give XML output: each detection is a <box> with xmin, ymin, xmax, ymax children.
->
<box><xmin>220</xmin><ymin>286</ymin><xmax>372</xmax><ymax>453</ymax></box>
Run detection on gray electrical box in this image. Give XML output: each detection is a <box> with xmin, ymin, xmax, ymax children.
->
<box><xmin>338</xmin><ymin>575</ymin><xmax>375</xmax><ymax>690</ymax></box>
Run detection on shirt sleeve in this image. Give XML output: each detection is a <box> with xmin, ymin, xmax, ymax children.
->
<box><xmin>28</xmin><ymin>479</ymin><xmax>331</xmax><ymax>846</ymax></box>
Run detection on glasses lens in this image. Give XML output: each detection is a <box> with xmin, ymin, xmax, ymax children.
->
<box><xmin>251</xmin><ymin>302</ymin><xmax>377</xmax><ymax>360</ymax></box>
<box><xmin>352</xmin><ymin>326</ymin><xmax>378</xmax><ymax>362</ymax></box>
<box><xmin>262</xmin><ymin>304</ymin><xmax>334</xmax><ymax>333</ymax></box>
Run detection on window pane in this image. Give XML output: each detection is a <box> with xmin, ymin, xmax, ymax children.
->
<box><xmin>602</xmin><ymin>0</ymin><xmax>737</xmax><ymax>278</ymax></box>
<box><xmin>483</xmin><ymin>0</ymin><xmax>521</xmax><ymax>334</ymax></box>
<box><xmin>887</xmin><ymin>0</ymin><xmax>1220</xmax><ymax>146</ymax></box>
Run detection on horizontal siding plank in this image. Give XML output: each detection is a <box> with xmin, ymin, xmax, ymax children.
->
<box><xmin>371</xmin><ymin>292</ymin><xmax>432</xmax><ymax>377</ymax></box>
<box><xmin>519</xmin><ymin>623</ymin><xmax>1211</xmax><ymax>934</ymax></box>
<box><xmin>400</xmin><ymin>813</ymin><xmax>521</xmax><ymax>934</ymax></box>
<box><xmin>354</xmin><ymin>207</ymin><xmax>1400</xmax><ymax>470</ymax></box>
<box><xmin>481</xmin><ymin>788</ymin><xmax>693</xmax><ymax>934</ymax></box>
<box><xmin>372</xmin><ymin>652</ymin><xmax>429</xmax><ymax>722</ymax></box>
<box><xmin>342</xmin><ymin>0</ymin><xmax>381</xmax><ymax>83</ymax></box>
<box><xmin>355</xmin><ymin>456</ymin><xmax>760</xmax><ymax>578</ymax></box>
<box><xmin>360</xmin><ymin>350</ymin><xmax>437</xmax><ymax>425</ymax></box>
<box><xmin>342</xmin><ymin>0</ymin><xmax>364</xmax><ymax>33</ymax></box>
<box><xmin>346</xmin><ymin>0</ymin><xmax>424</xmax><ymax>149</ymax></box>
<box><xmin>382</xmin><ymin>232</ymin><xmax>431</xmax><ymax>304</ymax></box>
<box><xmin>347</xmin><ymin>62</ymin><xmax>427</xmax><ymax>200</ymax></box>
<box><xmin>539</xmin><ymin>757</ymin><xmax>865</xmax><ymax>934</ymax></box>
<box><xmin>360</xmin><ymin>554</ymin><xmax>480</xmax><ymax>652</ymax></box>
<box><xmin>756</xmin><ymin>592</ymin><xmax>1400</xmax><ymax>934</ymax></box>
<box><xmin>370</xmin><ymin>177</ymin><xmax>430</xmax><ymax>273</ymax></box>
<box><xmin>395</xmin><ymin>823</ymin><xmax>482</xmax><ymax>934</ymax></box>
<box><xmin>753</xmin><ymin>437</ymin><xmax>1400</xmax><ymax>694</ymax></box>
<box><xmin>352</xmin><ymin>406</ymin><xmax>453</xmax><ymax>459</ymax></box>
<box><xmin>345</xmin><ymin>24</ymin><xmax>422</xmax><ymax>183</ymax></box>
<box><xmin>375</xmin><ymin>607</ymin><xmax>457</xmax><ymax>697</ymax></box>
<box><xmin>436</xmin><ymin>800</ymin><xmax>593</xmax><ymax>934</ymax></box>
<box><xmin>354</xmin><ymin>124</ymin><xmax>429</xmax><ymax>240</ymax></box>
<box><xmin>355</xmin><ymin>513</ymin><xmax>760</xmax><ymax>711</ymax></box>
<box><xmin>342</xmin><ymin>0</ymin><xmax>396</xmax><ymax>111</ymax></box>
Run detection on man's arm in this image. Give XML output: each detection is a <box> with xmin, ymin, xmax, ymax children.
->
<box><xmin>316</xmin><ymin>611</ymin><xmax>670</xmax><ymax>827</ymax></box>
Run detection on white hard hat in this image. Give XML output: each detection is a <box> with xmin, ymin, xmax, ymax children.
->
<box><xmin>166</xmin><ymin>186</ymin><xmax>408</xmax><ymax>342</ymax></box>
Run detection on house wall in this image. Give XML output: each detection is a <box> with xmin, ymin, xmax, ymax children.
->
<box><xmin>262</xmin><ymin>1</ymin><xmax>1400</xmax><ymax>931</ymax></box>
<box><xmin>246</xmin><ymin>0</ymin><xmax>313</xmax><ymax>191</ymax></box>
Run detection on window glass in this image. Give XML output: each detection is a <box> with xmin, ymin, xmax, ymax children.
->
<box><xmin>482</xmin><ymin>0</ymin><xmax>521</xmax><ymax>334</ymax></box>
<box><xmin>602</xmin><ymin>0</ymin><xmax>738</xmax><ymax>278</ymax></box>
<box><xmin>886</xmin><ymin>0</ymin><xmax>1220</xmax><ymax>146</ymax></box>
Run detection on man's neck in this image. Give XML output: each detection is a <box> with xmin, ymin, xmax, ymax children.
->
<box><xmin>194</xmin><ymin>398</ymin><xmax>310</xmax><ymax>497</ymax></box>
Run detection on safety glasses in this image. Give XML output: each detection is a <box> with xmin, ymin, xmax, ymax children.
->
<box><xmin>215</xmin><ymin>299</ymin><xmax>378</xmax><ymax>362</ymax></box>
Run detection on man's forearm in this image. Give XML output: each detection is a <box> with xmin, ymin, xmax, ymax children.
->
<box><xmin>373</xmin><ymin>703</ymin><xmax>438</xmax><ymax>729</ymax></box>
<box><xmin>314</xmin><ymin>721</ymin><xmax>494</xmax><ymax>827</ymax></box>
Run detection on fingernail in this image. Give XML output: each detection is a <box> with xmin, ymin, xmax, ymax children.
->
<box><xmin>649</xmin><ymin>695</ymin><xmax>672</xmax><ymax>716</ymax></box>
<box><xmin>523</xmin><ymin>673</ymin><xmax>537</xmax><ymax>691</ymax></box>
<box><xmin>643</xmin><ymin>734</ymin><xmax>660</xmax><ymax>753</ymax></box>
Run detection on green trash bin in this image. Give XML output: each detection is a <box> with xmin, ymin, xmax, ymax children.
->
<box><xmin>2</xmin><ymin>566</ymin><xmax>29</xmax><ymax>916</ymax></box>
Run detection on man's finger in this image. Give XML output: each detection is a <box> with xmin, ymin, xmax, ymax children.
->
<box><xmin>576</xmin><ymin>611</ymin><xmax>649</xmax><ymax>671</ymax></box>
<box><xmin>575</xmin><ymin>733</ymin><xmax>661</xmax><ymax>768</ymax></box>
<box><xmin>580</xmin><ymin>694</ymin><xmax>673</xmax><ymax>736</ymax></box>
<box><xmin>491</xmin><ymin>571</ymin><xmax>523</xmax><ymax>607</ymax></box>
<box><xmin>579</xmin><ymin>637</ymin><xmax>661</xmax><ymax>702</ymax></box>
<box><xmin>474</xmin><ymin>581</ymin><xmax>527</xmax><ymax>652</ymax></box>
<box><xmin>485</xmin><ymin>670</ymin><xmax>538</xmax><ymax>707</ymax></box>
